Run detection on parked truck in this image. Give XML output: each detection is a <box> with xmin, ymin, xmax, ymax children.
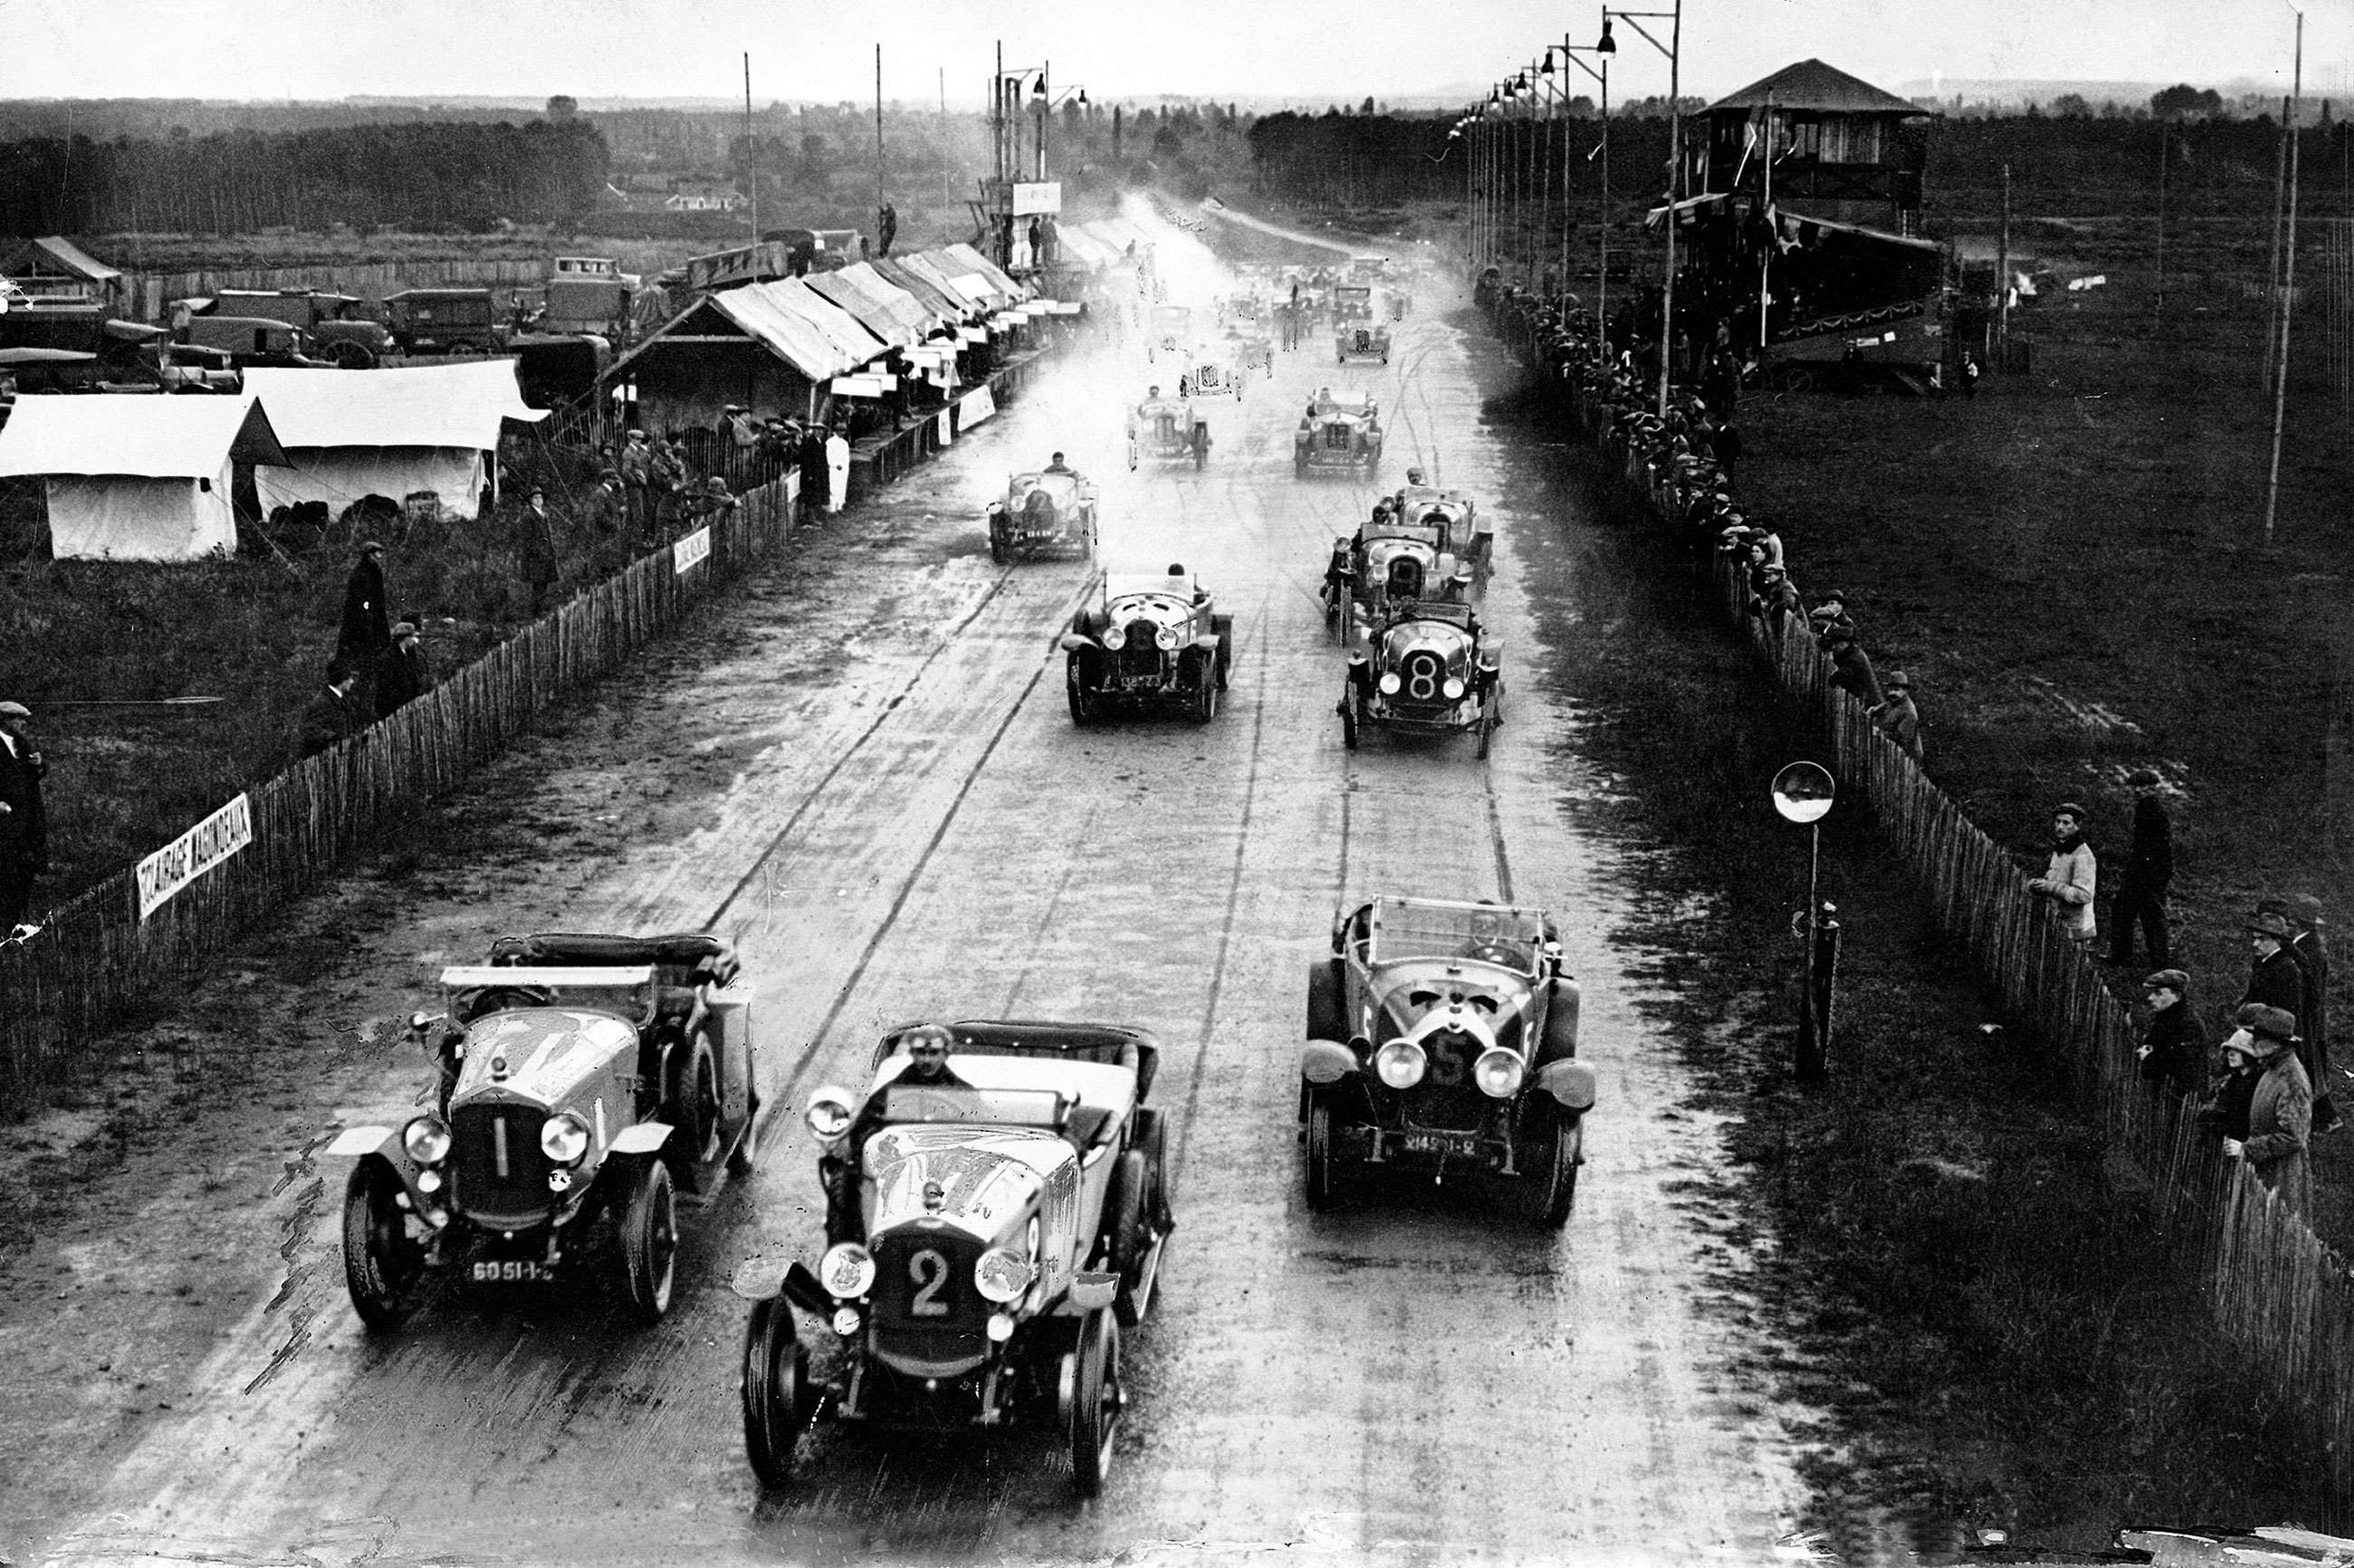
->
<box><xmin>383</xmin><ymin>288</ymin><xmax>505</xmax><ymax>356</ymax></box>
<box><xmin>201</xmin><ymin>289</ymin><xmax>394</xmax><ymax>368</ymax></box>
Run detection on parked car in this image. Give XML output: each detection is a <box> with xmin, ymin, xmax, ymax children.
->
<box><xmin>328</xmin><ymin>932</ymin><xmax>758</xmax><ymax>1331</ymax></box>
<box><xmin>1296</xmin><ymin>389</ymin><xmax>1383</xmax><ymax>480</ymax></box>
<box><xmin>1302</xmin><ymin>895</ymin><xmax>1593</xmax><ymax>1224</ymax></box>
<box><xmin>1061</xmin><ymin>564</ymin><xmax>1233</xmax><ymax>724</ymax></box>
<box><xmin>1340</xmin><ymin>598</ymin><xmax>1502</xmax><ymax>755</ymax></box>
<box><xmin>383</xmin><ymin>288</ymin><xmax>504</xmax><ymax>356</ymax></box>
<box><xmin>734</xmin><ymin>1019</ymin><xmax>1174</xmax><ymax>1497</ymax></box>
<box><xmin>1127</xmin><ymin>390</ymin><xmax>1209</xmax><ymax>471</ymax></box>
<box><xmin>177</xmin><ymin>315</ymin><xmax>332</xmax><ymax>369</ymax></box>
<box><xmin>205</xmin><ymin>289</ymin><xmax>394</xmax><ymax>368</ymax></box>
<box><xmin>986</xmin><ymin>467</ymin><xmax>1098</xmax><ymax>563</ymax></box>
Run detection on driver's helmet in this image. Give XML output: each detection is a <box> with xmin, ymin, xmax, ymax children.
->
<box><xmin>902</xmin><ymin>1022</ymin><xmax>955</xmax><ymax>1055</ymax></box>
<box><xmin>1405</xmin><ymin>465</ymin><xmax>1426</xmax><ymax>485</ymax></box>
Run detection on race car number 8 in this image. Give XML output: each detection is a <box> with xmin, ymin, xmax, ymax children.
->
<box><xmin>1406</xmin><ymin>654</ymin><xmax>1440</xmax><ymax>702</ymax></box>
<box><xmin>909</xmin><ymin>1248</ymin><xmax>952</xmax><ymax>1316</ymax></box>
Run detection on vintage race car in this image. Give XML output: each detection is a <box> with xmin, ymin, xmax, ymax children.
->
<box><xmin>1220</xmin><ymin>326</ymin><xmax>1275</xmax><ymax>379</ymax></box>
<box><xmin>1062</xmin><ymin>564</ymin><xmax>1234</xmax><ymax>724</ymax></box>
<box><xmin>1333</xmin><ymin>286</ymin><xmax>1390</xmax><ymax>364</ymax></box>
<box><xmin>1340</xmin><ymin>598</ymin><xmax>1502</xmax><ymax>756</ymax></box>
<box><xmin>1320</xmin><ymin>519</ymin><xmax>1468</xmax><ymax>642</ymax></box>
<box><xmin>1146</xmin><ymin>304</ymin><xmax>1191</xmax><ymax>360</ymax></box>
<box><xmin>1302</xmin><ymin>896</ymin><xmax>1593</xmax><ymax>1225</ymax></box>
<box><xmin>1392</xmin><ymin>483</ymin><xmax>1494</xmax><ymax>573</ymax></box>
<box><xmin>986</xmin><ymin>469</ymin><xmax>1098</xmax><ymax>563</ymax></box>
<box><xmin>330</xmin><ymin>933</ymin><xmax>757</xmax><ymax>1331</ymax></box>
<box><xmin>1296</xmin><ymin>391</ymin><xmax>1383</xmax><ymax>479</ymax></box>
<box><xmin>1180</xmin><ymin>349</ymin><xmax>1244</xmax><ymax>402</ymax></box>
<box><xmin>1127</xmin><ymin>394</ymin><xmax>1210</xmax><ymax>470</ymax></box>
<box><xmin>735</xmin><ymin>1020</ymin><xmax>1173</xmax><ymax>1497</ymax></box>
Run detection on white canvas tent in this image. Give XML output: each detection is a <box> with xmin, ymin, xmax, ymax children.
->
<box><xmin>0</xmin><ymin>395</ymin><xmax>290</xmax><ymax>560</ymax></box>
<box><xmin>242</xmin><ymin>359</ymin><xmax>549</xmax><ymax>521</ymax></box>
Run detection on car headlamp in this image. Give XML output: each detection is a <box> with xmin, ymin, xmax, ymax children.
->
<box><xmin>973</xmin><ymin>1248</ymin><xmax>1034</xmax><ymax>1305</ymax></box>
<box><xmin>831</xmin><ymin>1305</ymin><xmax>863</xmax><ymax>1337</ymax></box>
<box><xmin>818</xmin><ymin>1241</ymin><xmax>876</xmax><ymax>1299</ymax></box>
<box><xmin>1100</xmin><ymin>625</ymin><xmax>1126</xmax><ymax>650</ymax></box>
<box><xmin>402</xmin><ymin>1115</ymin><xmax>451</xmax><ymax>1165</ymax></box>
<box><xmin>1155</xmin><ymin>625</ymin><xmax>1180</xmax><ymax>651</ymax></box>
<box><xmin>1442</xmin><ymin>676</ymin><xmax>1467</xmax><ymax>700</ymax></box>
<box><xmin>1373</xmin><ymin>1039</ymin><xmax>1428</xmax><ymax>1089</ymax></box>
<box><xmin>1474</xmin><ymin>1047</ymin><xmax>1526</xmax><ymax>1099</ymax></box>
<box><xmin>540</xmin><ymin>1113</ymin><xmax>590</xmax><ymax>1165</ymax></box>
<box><xmin>1378</xmin><ymin>671</ymin><xmax>1402</xmax><ymax>696</ymax></box>
<box><xmin>805</xmin><ymin>1088</ymin><xmax>855</xmax><ymax>1142</ymax></box>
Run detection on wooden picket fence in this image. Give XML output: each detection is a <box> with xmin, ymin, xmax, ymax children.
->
<box><xmin>1565</xmin><ymin>369</ymin><xmax>2354</xmax><ymax>1524</ymax></box>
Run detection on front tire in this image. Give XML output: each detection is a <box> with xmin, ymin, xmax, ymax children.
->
<box><xmin>1534</xmin><ymin>1115</ymin><xmax>1582</xmax><ymax>1229</ymax></box>
<box><xmin>1189</xmin><ymin>657</ymin><xmax>1218</xmax><ymax>723</ymax></box>
<box><xmin>1304</xmin><ymin>1088</ymin><xmax>1340</xmax><ymax>1209</ymax></box>
<box><xmin>342</xmin><ymin>1156</ymin><xmax>427</xmax><ymax>1333</ymax></box>
<box><xmin>617</xmin><ymin>1159</ymin><xmax>678</xmax><ymax>1324</ymax></box>
<box><xmin>1067</xmin><ymin>657</ymin><xmax>1101</xmax><ymax>727</ymax></box>
<box><xmin>742</xmin><ymin>1296</ymin><xmax>809</xmax><ymax>1490</ymax></box>
<box><xmin>667</xmin><ymin>1034</ymin><xmax>725</xmax><ymax>1170</ymax></box>
<box><xmin>1069</xmin><ymin>1309</ymin><xmax>1122</xmax><ymax>1496</ymax></box>
<box><xmin>1106</xmin><ymin>1149</ymin><xmax>1151</xmax><ymax>1327</ymax></box>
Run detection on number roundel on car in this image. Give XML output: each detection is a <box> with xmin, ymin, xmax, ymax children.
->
<box><xmin>1402</xmin><ymin>649</ymin><xmax>1443</xmax><ymax>703</ymax></box>
<box><xmin>908</xmin><ymin>1247</ymin><xmax>953</xmax><ymax>1317</ymax></box>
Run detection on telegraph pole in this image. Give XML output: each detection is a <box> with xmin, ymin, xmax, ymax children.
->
<box><xmin>874</xmin><ymin>44</ymin><xmax>885</xmax><ymax>255</ymax></box>
<box><xmin>743</xmin><ymin>54</ymin><xmax>758</xmax><ymax>247</ymax></box>
<box><xmin>2265</xmin><ymin>12</ymin><xmax>2304</xmax><ymax>546</ymax></box>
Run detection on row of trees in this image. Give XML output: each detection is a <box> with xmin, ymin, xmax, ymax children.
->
<box><xmin>0</xmin><ymin>119</ymin><xmax>609</xmax><ymax>236</ymax></box>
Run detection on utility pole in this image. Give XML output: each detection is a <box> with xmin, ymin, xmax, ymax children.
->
<box><xmin>2154</xmin><ymin>119</ymin><xmax>2168</xmax><ymax>330</ymax></box>
<box><xmin>874</xmin><ymin>43</ymin><xmax>885</xmax><ymax>255</ymax></box>
<box><xmin>1758</xmin><ymin>90</ymin><xmax>1775</xmax><ymax>358</ymax></box>
<box><xmin>1996</xmin><ymin>162</ymin><xmax>2011</xmax><ymax>352</ymax></box>
<box><xmin>2266</xmin><ymin>95</ymin><xmax>2290</xmax><ymax>388</ymax></box>
<box><xmin>2265</xmin><ymin>12</ymin><xmax>2304</xmax><ymax>546</ymax></box>
<box><xmin>743</xmin><ymin>53</ymin><xmax>758</xmax><ymax>248</ymax></box>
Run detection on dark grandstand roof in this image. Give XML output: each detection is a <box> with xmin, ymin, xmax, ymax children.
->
<box><xmin>1708</xmin><ymin>59</ymin><xmax>1928</xmax><ymax>116</ymax></box>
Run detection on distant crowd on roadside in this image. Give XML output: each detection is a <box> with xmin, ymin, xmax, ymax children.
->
<box><xmin>1480</xmin><ymin>274</ymin><xmax>2330</xmax><ymax>1222</ymax></box>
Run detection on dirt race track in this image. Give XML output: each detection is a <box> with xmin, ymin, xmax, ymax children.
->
<box><xmin>0</xmin><ymin>227</ymin><xmax>1820</xmax><ymax>1568</ymax></box>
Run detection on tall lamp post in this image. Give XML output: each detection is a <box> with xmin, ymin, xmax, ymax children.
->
<box><xmin>1598</xmin><ymin>0</ymin><xmax>1683</xmax><ymax>417</ymax></box>
<box><xmin>1550</xmin><ymin>38</ymin><xmax>1611</xmax><ymax>346</ymax></box>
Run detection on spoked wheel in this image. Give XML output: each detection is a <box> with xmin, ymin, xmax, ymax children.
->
<box><xmin>990</xmin><ymin>527</ymin><xmax>1010</xmax><ymax>565</ymax></box>
<box><xmin>1304</xmin><ymin>1088</ymin><xmax>1340</xmax><ymax>1210</ymax></box>
<box><xmin>668</xmin><ymin>1036</ymin><xmax>726</xmax><ymax>1168</ymax></box>
<box><xmin>1067</xmin><ymin>665</ymin><xmax>1101</xmax><ymax>727</ymax></box>
<box><xmin>342</xmin><ymin>1156</ymin><xmax>429</xmax><ymax>1333</ymax></box>
<box><xmin>1476</xmin><ymin>701</ymin><xmax>1497</xmax><ymax>760</ymax></box>
<box><xmin>1189</xmin><ymin>660</ymin><xmax>1219</xmax><ymax>724</ymax></box>
<box><xmin>328</xmin><ymin>341</ymin><xmax>378</xmax><ymax>369</ymax></box>
<box><xmin>1068</xmin><ymin>1309</ymin><xmax>1123</xmax><ymax>1496</ymax></box>
<box><xmin>742</xmin><ymin>1296</ymin><xmax>810</xmax><ymax>1490</ymax></box>
<box><xmin>617</xmin><ymin>1159</ymin><xmax>678</xmax><ymax>1324</ymax></box>
<box><xmin>1533</xmin><ymin>1116</ymin><xmax>1582</xmax><ymax>1229</ymax></box>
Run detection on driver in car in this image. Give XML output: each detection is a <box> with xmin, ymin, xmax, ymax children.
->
<box><xmin>822</xmin><ymin>1023</ymin><xmax>970</xmax><ymax>1244</ymax></box>
<box><xmin>1043</xmin><ymin>451</ymin><xmax>1076</xmax><ymax>475</ymax></box>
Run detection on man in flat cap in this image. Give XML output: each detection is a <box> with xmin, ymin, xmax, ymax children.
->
<box><xmin>2136</xmin><ymin>969</ymin><xmax>2204</xmax><ymax>1101</ymax></box>
<box><xmin>2243</xmin><ymin>908</ymin><xmax>2304</xmax><ymax>1016</ymax></box>
<box><xmin>2261</xmin><ymin>893</ymin><xmax>2337</xmax><ymax>1133</ymax></box>
<box><xmin>2222</xmin><ymin>1002</ymin><xmax>2312</xmax><ymax>1215</ymax></box>
<box><xmin>0</xmin><ymin>700</ymin><xmax>49</xmax><ymax>928</ymax></box>
<box><xmin>1870</xmin><ymin>669</ymin><xmax>1922</xmax><ymax>760</ymax></box>
<box><xmin>375</xmin><ymin>621</ymin><xmax>432</xmax><ymax>721</ymax></box>
<box><xmin>2027</xmin><ymin>802</ymin><xmax>2098</xmax><ymax>945</ymax></box>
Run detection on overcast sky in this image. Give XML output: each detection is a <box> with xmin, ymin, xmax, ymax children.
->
<box><xmin>0</xmin><ymin>0</ymin><xmax>2344</xmax><ymax>106</ymax></box>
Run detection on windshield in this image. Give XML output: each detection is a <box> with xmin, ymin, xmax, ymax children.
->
<box><xmin>880</xmin><ymin>1084</ymin><xmax>1064</xmax><ymax>1127</ymax></box>
<box><xmin>1370</xmin><ymin>899</ymin><xmax>1544</xmax><ymax>972</ymax></box>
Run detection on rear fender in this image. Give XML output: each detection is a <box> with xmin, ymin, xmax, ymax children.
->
<box><xmin>1301</xmin><ymin>1037</ymin><xmax>1357</xmax><ymax>1085</ymax></box>
<box><xmin>1536</xmin><ymin>1059</ymin><xmax>1597</xmax><ymax>1113</ymax></box>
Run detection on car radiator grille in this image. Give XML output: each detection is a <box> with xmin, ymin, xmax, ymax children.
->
<box><xmin>1404</xmin><ymin>1029</ymin><xmax>1491</xmax><ymax>1132</ymax></box>
<box><xmin>1118</xmin><ymin>622</ymin><xmax>1164</xmax><ymax>681</ymax></box>
<box><xmin>450</xmin><ymin>1104</ymin><xmax>552</xmax><ymax>1220</ymax></box>
<box><xmin>871</xmin><ymin>1229</ymin><xmax>987</xmax><ymax>1369</ymax></box>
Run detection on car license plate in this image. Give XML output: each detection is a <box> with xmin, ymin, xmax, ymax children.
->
<box><xmin>470</xmin><ymin>1259</ymin><xmax>549</xmax><ymax>1284</ymax></box>
<box><xmin>1401</xmin><ymin>1131</ymin><xmax>1477</xmax><ymax>1157</ymax></box>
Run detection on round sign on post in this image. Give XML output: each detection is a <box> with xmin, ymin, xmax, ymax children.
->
<box><xmin>1771</xmin><ymin>760</ymin><xmax>1835</xmax><ymax>825</ymax></box>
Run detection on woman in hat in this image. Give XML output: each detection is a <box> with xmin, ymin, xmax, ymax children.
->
<box><xmin>2199</xmin><ymin>1021</ymin><xmax>2263</xmax><ymax>1145</ymax></box>
<box><xmin>2222</xmin><ymin>1002</ymin><xmax>2313</xmax><ymax>1215</ymax></box>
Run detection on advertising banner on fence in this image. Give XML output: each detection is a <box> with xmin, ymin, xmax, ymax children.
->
<box><xmin>936</xmin><ymin>409</ymin><xmax>952</xmax><ymax>446</ymax></box>
<box><xmin>136</xmin><ymin>793</ymin><xmax>253</xmax><ymax>919</ymax></box>
<box><xmin>672</xmin><ymin>526</ymin><xmax>712</xmax><ymax>574</ymax></box>
<box><xmin>959</xmin><ymin>386</ymin><xmax>996</xmax><ymax>430</ymax></box>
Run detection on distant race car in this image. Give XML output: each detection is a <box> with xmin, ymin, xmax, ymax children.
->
<box><xmin>1127</xmin><ymin>392</ymin><xmax>1210</xmax><ymax>470</ymax></box>
<box><xmin>1296</xmin><ymin>389</ymin><xmax>1383</xmax><ymax>480</ymax></box>
<box><xmin>1390</xmin><ymin>483</ymin><xmax>1493</xmax><ymax>575</ymax></box>
<box><xmin>330</xmin><ymin>933</ymin><xmax>758</xmax><ymax>1331</ymax></box>
<box><xmin>986</xmin><ymin>468</ymin><xmax>1098</xmax><ymax>563</ymax></box>
<box><xmin>1320</xmin><ymin>513</ymin><xmax>1468</xmax><ymax>643</ymax></box>
<box><xmin>1333</xmin><ymin>286</ymin><xmax>1390</xmax><ymax>364</ymax></box>
<box><xmin>1340</xmin><ymin>598</ymin><xmax>1502</xmax><ymax>756</ymax></box>
<box><xmin>1062</xmin><ymin>564</ymin><xmax>1235</xmax><ymax>724</ymax></box>
<box><xmin>1146</xmin><ymin>304</ymin><xmax>1191</xmax><ymax>360</ymax></box>
<box><xmin>735</xmin><ymin>1019</ymin><xmax>1174</xmax><ymax>1497</ymax></box>
<box><xmin>1302</xmin><ymin>895</ymin><xmax>1593</xmax><ymax>1225</ymax></box>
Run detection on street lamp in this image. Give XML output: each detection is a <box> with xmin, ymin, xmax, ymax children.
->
<box><xmin>1771</xmin><ymin>760</ymin><xmax>1838</xmax><ymax>1082</ymax></box>
<box><xmin>1599</xmin><ymin>0</ymin><xmax>1683</xmax><ymax>417</ymax></box>
<box><xmin>1553</xmin><ymin>38</ymin><xmax>1612</xmax><ymax>355</ymax></box>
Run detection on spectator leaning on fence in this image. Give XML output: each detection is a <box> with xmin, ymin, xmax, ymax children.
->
<box><xmin>2222</xmin><ymin>1001</ymin><xmax>2313</xmax><ymax>1216</ymax></box>
<box><xmin>2262</xmin><ymin>892</ymin><xmax>2338</xmax><ymax>1136</ymax></box>
<box><xmin>375</xmin><ymin>622</ymin><xmax>432</xmax><ymax>721</ymax></box>
<box><xmin>299</xmin><ymin>667</ymin><xmax>363</xmax><ymax>760</ymax></box>
<box><xmin>0</xmin><ymin>701</ymin><xmax>50</xmax><ymax>929</ymax></box>
<box><xmin>2107</xmin><ymin>770</ymin><xmax>2173</xmax><ymax>970</ymax></box>
<box><xmin>1870</xmin><ymin>669</ymin><xmax>1922</xmax><ymax>760</ymax></box>
<box><xmin>2137</xmin><ymin>969</ymin><xmax>2205</xmax><ymax>1101</ymax></box>
<box><xmin>2027</xmin><ymin>801</ymin><xmax>2098</xmax><ymax>945</ymax></box>
<box><xmin>2200</xmin><ymin>1027</ymin><xmax>2263</xmax><ymax>1144</ymax></box>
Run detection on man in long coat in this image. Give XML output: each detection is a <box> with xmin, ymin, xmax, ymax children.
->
<box><xmin>375</xmin><ymin>622</ymin><xmax>433</xmax><ymax>720</ymax></box>
<box><xmin>518</xmin><ymin>488</ymin><xmax>562</xmax><ymax>615</ymax></box>
<box><xmin>337</xmin><ymin>542</ymin><xmax>390</xmax><ymax>664</ymax></box>
<box><xmin>2243</xmin><ymin>909</ymin><xmax>2304</xmax><ymax>1016</ymax></box>
<box><xmin>2225</xmin><ymin>1003</ymin><xmax>2313</xmax><ymax>1215</ymax></box>
<box><xmin>299</xmin><ymin>668</ymin><xmax>364</xmax><ymax>760</ymax></box>
<box><xmin>0</xmin><ymin>700</ymin><xmax>49</xmax><ymax>928</ymax></box>
<box><xmin>2265</xmin><ymin>893</ymin><xmax>2337</xmax><ymax>1134</ymax></box>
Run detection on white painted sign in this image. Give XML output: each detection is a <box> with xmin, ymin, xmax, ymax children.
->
<box><xmin>959</xmin><ymin>386</ymin><xmax>997</xmax><ymax>428</ymax></box>
<box><xmin>672</xmin><ymin>526</ymin><xmax>712</xmax><ymax>574</ymax></box>
<box><xmin>1011</xmin><ymin>181</ymin><xmax>1062</xmax><ymax>215</ymax></box>
<box><xmin>137</xmin><ymin>792</ymin><xmax>253</xmax><ymax>919</ymax></box>
<box><xmin>935</xmin><ymin>410</ymin><xmax>952</xmax><ymax>445</ymax></box>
